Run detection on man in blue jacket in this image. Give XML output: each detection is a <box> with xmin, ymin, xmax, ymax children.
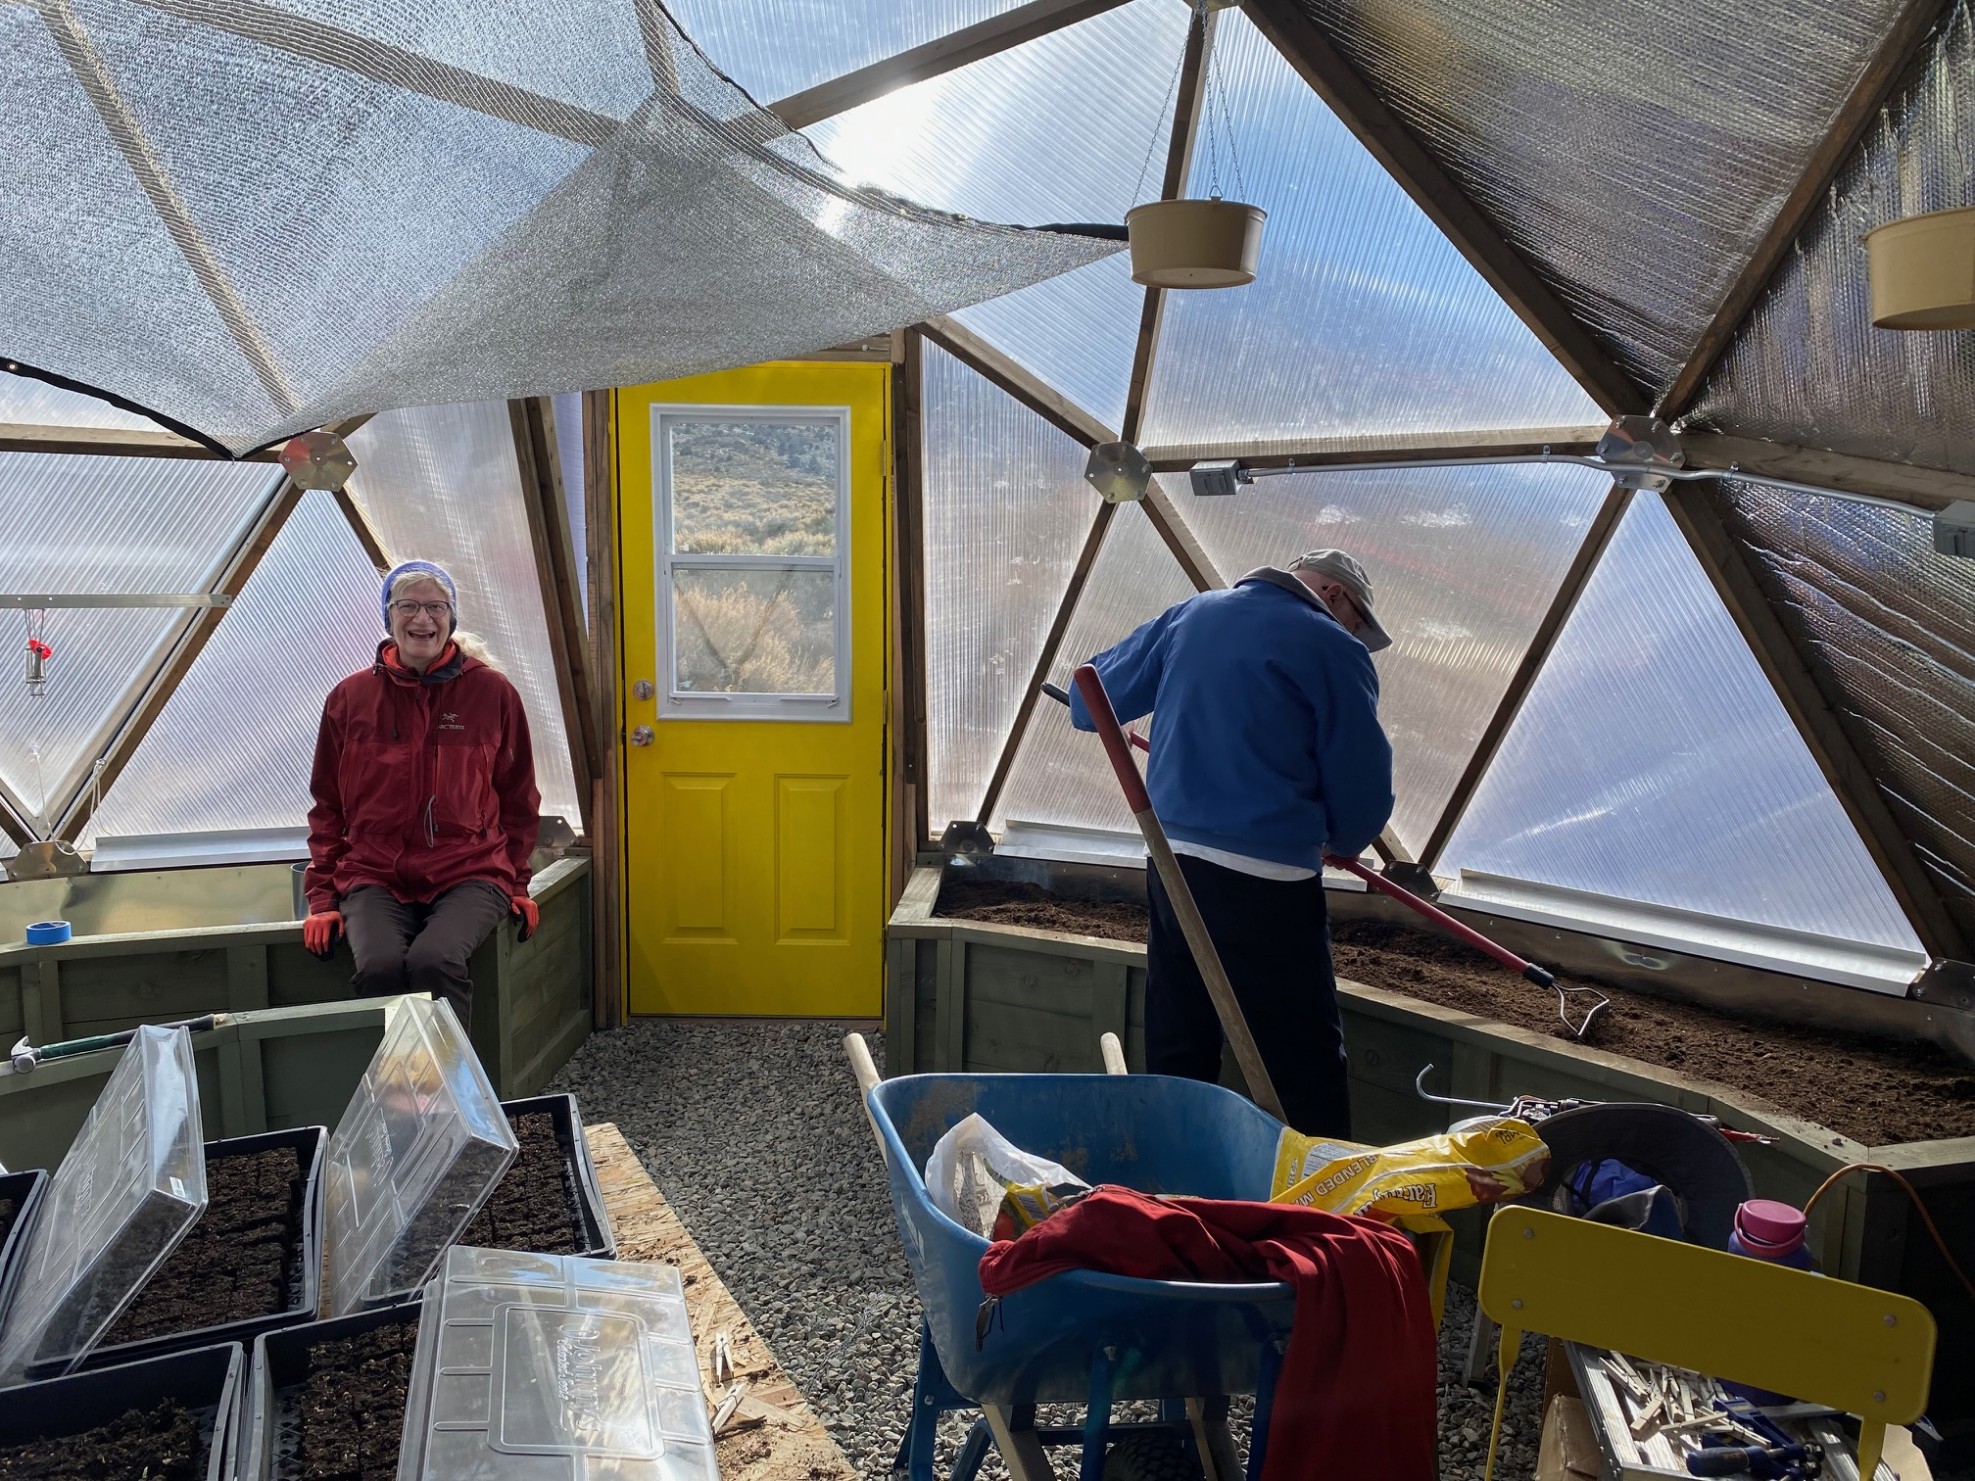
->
<box><xmin>1069</xmin><ymin>549</ymin><xmax>1394</xmax><ymax>1136</ymax></box>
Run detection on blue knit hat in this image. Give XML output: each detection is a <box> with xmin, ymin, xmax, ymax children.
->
<box><xmin>381</xmin><ymin>560</ymin><xmax>458</xmax><ymax>634</ymax></box>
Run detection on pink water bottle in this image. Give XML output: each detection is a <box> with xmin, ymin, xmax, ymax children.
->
<box><xmin>1723</xmin><ymin>1200</ymin><xmax>1816</xmax><ymax>1404</ymax></box>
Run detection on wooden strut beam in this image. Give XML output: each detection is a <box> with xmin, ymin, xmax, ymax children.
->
<box><xmin>1662</xmin><ymin>483</ymin><xmax>1971</xmax><ymax>960</ymax></box>
<box><xmin>581</xmin><ymin>389</ymin><xmax>625</xmax><ymax>1029</ymax></box>
<box><xmin>1241</xmin><ymin>0</ymin><xmax>1646</xmax><ymax>417</ymax></box>
<box><xmin>332</xmin><ymin>487</ymin><xmax>391</xmax><ymax>573</ymax></box>
<box><xmin>895</xmin><ymin>331</ymin><xmax>932</xmax><ymax>858</ymax></box>
<box><xmin>974</xmin><ymin>503</ymin><xmax>1118</xmax><ymax>829</ymax></box>
<box><xmin>43</xmin><ymin>0</ymin><xmax>297</xmax><ymax>416</ymax></box>
<box><xmin>1124</xmin><ymin>7</ymin><xmax>1224</xmax><ymax>594</ymax></box>
<box><xmin>1658</xmin><ymin>0</ymin><xmax>1959</xmax><ymax>419</ymax></box>
<box><xmin>510</xmin><ymin>398</ymin><xmax>599</xmax><ymax>843</ymax></box>
<box><xmin>1681</xmin><ymin>432</ymin><xmax>1972</xmax><ymax>515</ymax></box>
<box><xmin>0</xmin><ymin>792</ymin><xmax>32</xmax><ymax>851</ymax></box>
<box><xmin>0</xmin><ymin>423</ymin><xmax>280</xmax><ymax>462</ymax></box>
<box><xmin>55</xmin><ymin>475</ymin><xmax>305</xmax><ymax>843</ymax></box>
<box><xmin>766</xmin><ymin>0</ymin><xmax>1131</xmax><ymax>131</ymax></box>
<box><xmin>1418</xmin><ymin>485</ymin><xmax>1633</xmax><ymax>874</ymax></box>
<box><xmin>1141</xmin><ymin>426</ymin><xmax>1608</xmax><ymax>474</ymax></box>
<box><xmin>920</xmin><ymin>315</ymin><xmax>1111</xmax><ymax>447</ymax></box>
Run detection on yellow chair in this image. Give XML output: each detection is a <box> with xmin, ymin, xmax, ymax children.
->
<box><xmin>1476</xmin><ymin>1207</ymin><xmax>1937</xmax><ymax>1481</ymax></box>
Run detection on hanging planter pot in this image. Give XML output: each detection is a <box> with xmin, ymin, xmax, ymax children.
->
<box><xmin>1865</xmin><ymin>205</ymin><xmax>1975</xmax><ymax>330</ymax></box>
<box><xmin>1125</xmin><ymin>198</ymin><xmax>1265</xmax><ymax>288</ymax></box>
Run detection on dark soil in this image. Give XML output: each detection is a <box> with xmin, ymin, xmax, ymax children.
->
<box><xmin>458</xmin><ymin>1111</ymin><xmax>587</xmax><ymax>1255</ymax></box>
<box><xmin>105</xmin><ymin>1145</ymin><xmax>307</xmax><ymax>1345</ymax></box>
<box><xmin>936</xmin><ymin>876</ymin><xmax>1150</xmax><ymax>942</ymax></box>
<box><xmin>935</xmin><ymin>878</ymin><xmax>1975</xmax><ymax>1146</ymax></box>
<box><xmin>0</xmin><ymin>1400</ymin><xmax>200</xmax><ymax>1478</ymax></box>
<box><xmin>286</xmin><ymin>1320</ymin><xmax>416</xmax><ymax>1481</ymax></box>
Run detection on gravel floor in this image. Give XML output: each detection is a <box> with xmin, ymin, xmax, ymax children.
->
<box><xmin>546</xmin><ymin>1021</ymin><xmax>1937</xmax><ymax>1479</ymax></box>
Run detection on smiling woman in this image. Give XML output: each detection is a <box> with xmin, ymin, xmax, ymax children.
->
<box><xmin>298</xmin><ymin>559</ymin><xmax>543</xmax><ymax>1029</ymax></box>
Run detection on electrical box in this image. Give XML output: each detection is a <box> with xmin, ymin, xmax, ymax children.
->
<box><xmin>1933</xmin><ymin>499</ymin><xmax>1975</xmax><ymax>557</ymax></box>
<box><xmin>1189</xmin><ymin>460</ymin><xmax>1244</xmax><ymax>497</ymax></box>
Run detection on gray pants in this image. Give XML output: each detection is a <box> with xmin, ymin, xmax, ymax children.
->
<box><xmin>341</xmin><ymin>882</ymin><xmax>510</xmax><ymax>1026</ymax></box>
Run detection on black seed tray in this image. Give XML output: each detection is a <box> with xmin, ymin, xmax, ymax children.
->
<box><xmin>239</xmin><ymin>1299</ymin><xmax>423</xmax><ymax>1481</ymax></box>
<box><xmin>0</xmin><ymin>1340</ymin><xmax>244</xmax><ymax>1481</ymax></box>
<box><xmin>0</xmin><ymin>1169</ymin><xmax>50</xmax><ymax>1332</ymax></box>
<box><xmin>491</xmin><ymin>1092</ymin><xmax>616</xmax><ymax>1259</ymax></box>
<box><xmin>81</xmin><ymin>1125</ymin><xmax>327</xmax><ymax>1370</ymax></box>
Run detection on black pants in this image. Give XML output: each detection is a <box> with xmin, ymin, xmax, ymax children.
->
<box><xmin>341</xmin><ymin>882</ymin><xmax>509</xmax><ymax>1027</ymax></box>
<box><xmin>1145</xmin><ymin>853</ymin><xmax>1352</xmax><ymax>1138</ymax></box>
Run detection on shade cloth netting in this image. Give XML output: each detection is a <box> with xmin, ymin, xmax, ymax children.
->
<box><xmin>1</xmin><ymin>0</ymin><xmax>1118</xmax><ymax>455</ymax></box>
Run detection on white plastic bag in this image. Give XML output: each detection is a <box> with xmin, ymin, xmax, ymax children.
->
<box><xmin>924</xmin><ymin>1114</ymin><xmax>1088</xmax><ymax>1239</ymax></box>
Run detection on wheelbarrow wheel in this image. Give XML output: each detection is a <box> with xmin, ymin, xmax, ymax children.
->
<box><xmin>1102</xmin><ymin>1431</ymin><xmax>1207</xmax><ymax>1481</ymax></box>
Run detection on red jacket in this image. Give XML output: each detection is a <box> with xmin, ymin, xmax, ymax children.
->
<box><xmin>304</xmin><ymin>641</ymin><xmax>540</xmax><ymax>913</ymax></box>
<box><xmin>977</xmin><ymin>1187</ymin><xmax>1438</xmax><ymax>1481</ymax></box>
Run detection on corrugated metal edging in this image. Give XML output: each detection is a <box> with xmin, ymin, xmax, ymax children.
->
<box><xmin>1693</xmin><ymin>2</ymin><xmax>1975</xmax><ymax>472</ymax></box>
<box><xmin>922</xmin><ymin>342</ymin><xmax>1097</xmax><ymax>831</ymax></box>
<box><xmin>1293</xmin><ymin>0</ymin><xmax>1910</xmax><ymax>398</ymax></box>
<box><xmin>1443</xmin><ymin>491</ymin><xmax>1923</xmax><ymax>952</ymax></box>
<box><xmin>1719</xmin><ymin>478</ymin><xmax>1975</xmax><ymax>946</ymax></box>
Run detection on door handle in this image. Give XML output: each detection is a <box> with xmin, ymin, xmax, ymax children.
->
<box><xmin>630</xmin><ymin>725</ymin><xmax>654</xmax><ymax>746</ymax></box>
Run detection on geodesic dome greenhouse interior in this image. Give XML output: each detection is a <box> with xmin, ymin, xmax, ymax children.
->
<box><xmin>3</xmin><ymin>0</ymin><xmax>1975</xmax><ymax>988</ymax></box>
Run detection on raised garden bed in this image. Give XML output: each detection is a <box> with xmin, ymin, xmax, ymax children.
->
<box><xmin>896</xmin><ymin>858</ymin><xmax>1975</xmax><ymax>1449</ymax></box>
<box><xmin>462</xmin><ymin>1094</ymin><xmax>613</xmax><ymax>1258</ymax></box>
<box><xmin>0</xmin><ymin>1340</ymin><xmax>243</xmax><ymax>1481</ymax></box>
<box><xmin>83</xmin><ymin>1127</ymin><xmax>325</xmax><ymax>1371</ymax></box>
<box><xmin>241</xmin><ymin>1301</ymin><xmax>420</xmax><ymax>1481</ymax></box>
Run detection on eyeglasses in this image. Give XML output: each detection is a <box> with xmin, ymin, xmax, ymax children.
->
<box><xmin>390</xmin><ymin>600</ymin><xmax>453</xmax><ymax>618</ymax></box>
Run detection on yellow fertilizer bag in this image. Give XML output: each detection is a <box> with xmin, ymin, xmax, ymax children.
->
<box><xmin>1270</xmin><ymin>1119</ymin><xmax>1550</xmax><ymax>1218</ymax></box>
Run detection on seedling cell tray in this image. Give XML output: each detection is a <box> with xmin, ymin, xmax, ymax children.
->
<box><xmin>0</xmin><ymin>1170</ymin><xmax>50</xmax><ymax>1329</ymax></box>
<box><xmin>466</xmin><ymin>1093</ymin><xmax>615</xmax><ymax>1260</ymax></box>
<box><xmin>240</xmin><ymin>1297</ymin><xmax>425</xmax><ymax>1481</ymax></box>
<box><xmin>83</xmin><ymin>1125</ymin><xmax>328</xmax><ymax>1369</ymax></box>
<box><xmin>0</xmin><ymin>1340</ymin><xmax>244</xmax><ymax>1481</ymax></box>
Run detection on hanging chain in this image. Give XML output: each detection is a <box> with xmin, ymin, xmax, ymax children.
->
<box><xmin>1206</xmin><ymin>27</ymin><xmax>1247</xmax><ymax>203</ymax></box>
<box><xmin>1130</xmin><ymin>0</ymin><xmax>1205</xmax><ymax>205</ymax></box>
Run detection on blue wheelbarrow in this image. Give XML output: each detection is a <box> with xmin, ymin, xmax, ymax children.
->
<box><xmin>846</xmin><ymin>1032</ymin><xmax>1298</xmax><ymax>1481</ymax></box>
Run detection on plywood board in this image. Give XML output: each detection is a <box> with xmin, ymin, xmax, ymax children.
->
<box><xmin>585</xmin><ymin>1122</ymin><xmax>856</xmax><ymax>1481</ymax></box>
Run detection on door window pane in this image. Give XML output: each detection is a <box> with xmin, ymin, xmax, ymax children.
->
<box><xmin>672</xmin><ymin>567</ymin><xmax>837</xmax><ymax>696</ymax></box>
<box><xmin>668</xmin><ymin>418</ymin><xmax>839</xmax><ymax>556</ymax></box>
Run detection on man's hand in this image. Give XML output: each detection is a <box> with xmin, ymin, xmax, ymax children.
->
<box><xmin>302</xmin><ymin>910</ymin><xmax>344</xmax><ymax>960</ymax></box>
<box><xmin>511</xmin><ymin>895</ymin><xmax>539</xmax><ymax>942</ymax></box>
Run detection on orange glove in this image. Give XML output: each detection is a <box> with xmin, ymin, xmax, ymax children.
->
<box><xmin>303</xmin><ymin>910</ymin><xmax>344</xmax><ymax>960</ymax></box>
<box><xmin>510</xmin><ymin>895</ymin><xmax>539</xmax><ymax>942</ymax></box>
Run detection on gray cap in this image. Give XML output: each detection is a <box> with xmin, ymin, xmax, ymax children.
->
<box><xmin>1289</xmin><ymin>549</ymin><xmax>1391</xmax><ymax>652</ymax></box>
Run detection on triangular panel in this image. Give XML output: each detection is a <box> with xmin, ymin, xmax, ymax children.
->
<box><xmin>0</xmin><ymin>369</ymin><xmax>156</xmax><ymax>431</ymax></box>
<box><xmin>0</xmin><ymin>452</ymin><xmax>279</xmax><ymax>832</ymax></box>
<box><xmin>1168</xmin><ymin>461</ymin><xmax>1611</xmax><ymax>852</ymax></box>
<box><xmin>806</xmin><ymin>1</ymin><xmax>1189</xmax><ymax>432</ymax></box>
<box><xmin>1143</xmin><ymin>10</ymin><xmax>1603</xmax><ymax>449</ymax></box>
<box><xmin>348</xmin><ymin>403</ymin><xmax>580</xmax><ymax>824</ymax></box>
<box><xmin>1442</xmin><ymin>492</ymin><xmax>1922</xmax><ymax>951</ymax></box>
<box><xmin>923</xmin><ymin>341</ymin><xmax>1102</xmax><ymax>828</ymax></box>
<box><xmin>85</xmin><ymin>492</ymin><xmax>380</xmax><ymax>845</ymax></box>
<box><xmin>993</xmin><ymin>504</ymin><xmax>1197</xmax><ymax>835</ymax></box>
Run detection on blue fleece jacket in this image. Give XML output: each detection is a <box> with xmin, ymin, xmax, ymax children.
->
<box><xmin>1068</xmin><ymin>570</ymin><xmax>1394</xmax><ymax>868</ymax></box>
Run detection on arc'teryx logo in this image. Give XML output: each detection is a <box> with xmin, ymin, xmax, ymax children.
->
<box><xmin>438</xmin><ymin>711</ymin><xmax>466</xmax><ymax>731</ymax></box>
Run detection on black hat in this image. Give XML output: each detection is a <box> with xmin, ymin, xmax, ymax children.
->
<box><xmin>1518</xmin><ymin>1102</ymin><xmax>1754</xmax><ymax>1250</ymax></box>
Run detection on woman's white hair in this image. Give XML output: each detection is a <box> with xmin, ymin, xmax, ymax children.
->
<box><xmin>388</xmin><ymin>569</ymin><xmax>502</xmax><ymax>672</ymax></box>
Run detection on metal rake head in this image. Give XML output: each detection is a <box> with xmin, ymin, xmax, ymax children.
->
<box><xmin>1522</xmin><ymin>964</ymin><xmax>1611</xmax><ymax>1040</ymax></box>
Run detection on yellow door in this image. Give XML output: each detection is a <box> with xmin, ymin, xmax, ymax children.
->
<box><xmin>617</xmin><ymin>362</ymin><xmax>889</xmax><ymax>1016</ymax></box>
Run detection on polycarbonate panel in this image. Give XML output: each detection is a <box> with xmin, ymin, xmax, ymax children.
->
<box><xmin>666</xmin><ymin>0</ymin><xmax>1034</xmax><ymax>108</ymax></box>
<box><xmin>993</xmin><ymin>505</ymin><xmax>1197</xmax><ymax>835</ymax></box>
<box><xmin>1170</xmin><ymin>462</ymin><xmax>1610</xmax><ymax>852</ymax></box>
<box><xmin>1443</xmin><ymin>493</ymin><xmax>1920</xmax><ymax>951</ymax></box>
<box><xmin>1721</xmin><ymin>481</ymin><xmax>1975</xmax><ymax>944</ymax></box>
<box><xmin>1142</xmin><ymin>11</ymin><xmax>1603</xmax><ymax>448</ymax></box>
<box><xmin>808</xmin><ymin>1</ymin><xmax>1187</xmax><ymax>434</ymax></box>
<box><xmin>552</xmin><ymin>392</ymin><xmax>587</xmax><ymax>612</ymax></box>
<box><xmin>0</xmin><ymin>369</ymin><xmax>156</xmax><ymax>430</ymax></box>
<box><xmin>84</xmin><ymin>494</ymin><xmax>380</xmax><ymax>846</ymax></box>
<box><xmin>1694</xmin><ymin>7</ymin><xmax>1975</xmax><ymax>472</ymax></box>
<box><xmin>1294</xmin><ymin>0</ymin><xmax>1907</xmax><ymax>395</ymax></box>
<box><xmin>923</xmin><ymin>342</ymin><xmax>1101</xmax><ymax>829</ymax></box>
<box><xmin>0</xmin><ymin>452</ymin><xmax>278</xmax><ymax>831</ymax></box>
<box><xmin>348</xmin><ymin>404</ymin><xmax>581</xmax><ymax>824</ymax></box>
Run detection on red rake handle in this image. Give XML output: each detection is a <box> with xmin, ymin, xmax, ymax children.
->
<box><xmin>1070</xmin><ymin>668</ymin><xmax>1152</xmax><ymax>812</ymax></box>
<box><xmin>1323</xmin><ymin>853</ymin><xmax>1553</xmax><ymax>987</ymax></box>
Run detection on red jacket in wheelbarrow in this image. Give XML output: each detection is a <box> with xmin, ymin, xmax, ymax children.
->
<box><xmin>978</xmin><ymin>1186</ymin><xmax>1437</xmax><ymax>1481</ymax></box>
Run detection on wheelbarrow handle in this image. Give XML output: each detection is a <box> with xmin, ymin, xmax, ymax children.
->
<box><xmin>1322</xmin><ymin>854</ymin><xmax>1547</xmax><ymax>981</ymax></box>
<box><xmin>1073</xmin><ymin>665</ymin><xmax>1287</xmax><ymax>1124</ymax></box>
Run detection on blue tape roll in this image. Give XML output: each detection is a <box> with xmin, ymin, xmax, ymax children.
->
<box><xmin>25</xmin><ymin>920</ymin><xmax>70</xmax><ymax>945</ymax></box>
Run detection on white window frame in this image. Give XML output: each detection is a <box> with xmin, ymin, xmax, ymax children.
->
<box><xmin>652</xmin><ymin>403</ymin><xmax>852</xmax><ymax>723</ymax></box>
